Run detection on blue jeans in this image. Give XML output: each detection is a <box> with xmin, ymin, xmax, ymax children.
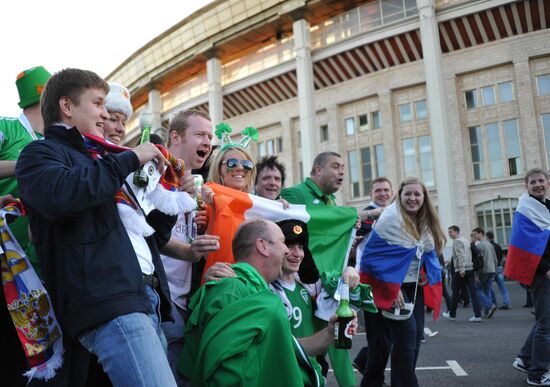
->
<box><xmin>490</xmin><ymin>266</ymin><xmax>511</xmax><ymax>307</ymax></box>
<box><xmin>476</xmin><ymin>273</ymin><xmax>495</xmax><ymax>311</ymax></box>
<box><xmin>161</xmin><ymin>301</ymin><xmax>187</xmax><ymax>386</ymax></box>
<box><xmin>450</xmin><ymin>271</ymin><xmax>482</xmax><ymax>318</ymax></box>
<box><xmin>519</xmin><ymin>273</ymin><xmax>550</xmax><ymax>380</ymax></box>
<box><xmin>78</xmin><ymin>285</ymin><xmax>176</xmax><ymax>387</ymax></box>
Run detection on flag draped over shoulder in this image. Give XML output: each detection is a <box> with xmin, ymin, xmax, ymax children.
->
<box><xmin>359</xmin><ymin>202</ymin><xmax>442</xmax><ymax>320</ymax></box>
<box><xmin>504</xmin><ymin>193</ymin><xmax>550</xmax><ymax>286</ymax></box>
<box><xmin>203</xmin><ymin>183</ymin><xmax>358</xmax><ymax>280</ymax></box>
<box><xmin>0</xmin><ymin>201</ymin><xmax>64</xmax><ymax>381</ymax></box>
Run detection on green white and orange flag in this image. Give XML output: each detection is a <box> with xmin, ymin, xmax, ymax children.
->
<box><xmin>203</xmin><ymin>183</ymin><xmax>358</xmax><ymax>281</ymax></box>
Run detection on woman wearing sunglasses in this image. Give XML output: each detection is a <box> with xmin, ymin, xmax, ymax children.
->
<box><xmin>208</xmin><ymin>146</ymin><xmax>256</xmax><ymax>192</ymax></box>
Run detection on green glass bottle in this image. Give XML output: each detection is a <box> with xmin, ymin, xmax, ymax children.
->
<box><xmin>334</xmin><ymin>283</ymin><xmax>354</xmax><ymax>349</ymax></box>
<box><xmin>133</xmin><ymin>125</ymin><xmax>151</xmax><ymax>187</ymax></box>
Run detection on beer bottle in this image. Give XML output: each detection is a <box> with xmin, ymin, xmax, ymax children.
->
<box><xmin>133</xmin><ymin>125</ymin><xmax>151</xmax><ymax>187</ymax></box>
<box><xmin>334</xmin><ymin>283</ymin><xmax>354</xmax><ymax>349</ymax></box>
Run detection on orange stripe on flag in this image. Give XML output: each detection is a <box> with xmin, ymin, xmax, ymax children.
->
<box><xmin>202</xmin><ymin>183</ymin><xmax>253</xmax><ymax>283</ymax></box>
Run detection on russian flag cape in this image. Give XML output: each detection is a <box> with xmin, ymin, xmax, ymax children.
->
<box><xmin>504</xmin><ymin>193</ymin><xmax>550</xmax><ymax>286</ymax></box>
<box><xmin>359</xmin><ymin>202</ymin><xmax>442</xmax><ymax>320</ymax></box>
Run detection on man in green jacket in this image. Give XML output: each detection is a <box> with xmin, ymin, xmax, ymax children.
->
<box><xmin>178</xmin><ymin>219</ymin><xmax>338</xmax><ymax>386</ymax></box>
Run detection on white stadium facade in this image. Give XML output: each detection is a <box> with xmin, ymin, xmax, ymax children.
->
<box><xmin>107</xmin><ymin>0</ymin><xmax>550</xmax><ymax>248</ymax></box>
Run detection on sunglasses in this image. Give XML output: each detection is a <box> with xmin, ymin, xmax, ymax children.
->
<box><xmin>222</xmin><ymin>158</ymin><xmax>254</xmax><ymax>171</ymax></box>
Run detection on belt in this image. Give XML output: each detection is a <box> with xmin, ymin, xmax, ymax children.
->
<box><xmin>143</xmin><ymin>273</ymin><xmax>160</xmax><ymax>290</ymax></box>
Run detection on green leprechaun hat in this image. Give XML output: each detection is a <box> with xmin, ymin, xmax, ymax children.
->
<box><xmin>16</xmin><ymin>66</ymin><xmax>51</xmax><ymax>109</ymax></box>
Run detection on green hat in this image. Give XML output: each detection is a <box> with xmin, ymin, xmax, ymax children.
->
<box><xmin>16</xmin><ymin>66</ymin><xmax>51</xmax><ymax>109</ymax></box>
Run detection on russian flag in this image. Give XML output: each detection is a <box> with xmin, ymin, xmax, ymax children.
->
<box><xmin>202</xmin><ymin>183</ymin><xmax>358</xmax><ymax>281</ymax></box>
<box><xmin>359</xmin><ymin>203</ymin><xmax>442</xmax><ymax>319</ymax></box>
<box><xmin>504</xmin><ymin>194</ymin><xmax>550</xmax><ymax>286</ymax></box>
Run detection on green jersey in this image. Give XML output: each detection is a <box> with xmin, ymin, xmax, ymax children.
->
<box><xmin>0</xmin><ymin>115</ymin><xmax>41</xmax><ymax>273</ymax></box>
<box><xmin>282</xmin><ymin>280</ymin><xmax>316</xmax><ymax>338</ymax></box>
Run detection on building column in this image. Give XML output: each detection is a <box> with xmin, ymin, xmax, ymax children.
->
<box><xmin>292</xmin><ymin>15</ymin><xmax>317</xmax><ymax>178</ymax></box>
<box><xmin>147</xmin><ymin>87</ymin><xmax>163</xmax><ymax>131</ymax></box>
<box><xmin>417</xmin><ymin>0</ymin><xmax>456</xmax><ymax>229</ymax></box>
<box><xmin>513</xmin><ymin>58</ymin><xmax>543</xmax><ymax>170</ymax></box>
<box><xmin>206</xmin><ymin>50</ymin><xmax>224</xmax><ymax>126</ymax></box>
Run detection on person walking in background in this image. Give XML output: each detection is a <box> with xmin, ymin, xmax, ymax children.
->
<box><xmin>505</xmin><ymin>168</ymin><xmax>550</xmax><ymax>386</ymax></box>
<box><xmin>486</xmin><ymin>230</ymin><xmax>511</xmax><ymax>310</ymax></box>
<box><xmin>445</xmin><ymin>225</ymin><xmax>482</xmax><ymax>322</ymax></box>
<box><xmin>471</xmin><ymin>227</ymin><xmax>498</xmax><ymax>318</ymax></box>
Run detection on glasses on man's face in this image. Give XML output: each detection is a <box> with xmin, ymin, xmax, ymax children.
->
<box><xmin>222</xmin><ymin>158</ymin><xmax>254</xmax><ymax>171</ymax></box>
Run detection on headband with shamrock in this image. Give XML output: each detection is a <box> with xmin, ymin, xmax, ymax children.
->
<box><xmin>215</xmin><ymin>122</ymin><xmax>259</xmax><ymax>151</ymax></box>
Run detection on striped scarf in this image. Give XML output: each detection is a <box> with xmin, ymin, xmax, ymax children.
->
<box><xmin>0</xmin><ymin>201</ymin><xmax>64</xmax><ymax>381</ymax></box>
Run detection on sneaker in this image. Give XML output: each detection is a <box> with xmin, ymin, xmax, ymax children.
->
<box><xmin>513</xmin><ymin>357</ymin><xmax>527</xmax><ymax>373</ymax></box>
<box><xmin>487</xmin><ymin>304</ymin><xmax>497</xmax><ymax>318</ymax></box>
<box><xmin>468</xmin><ymin>316</ymin><xmax>482</xmax><ymax>322</ymax></box>
<box><xmin>499</xmin><ymin>305</ymin><xmax>512</xmax><ymax>310</ymax></box>
<box><xmin>442</xmin><ymin>311</ymin><xmax>455</xmax><ymax>320</ymax></box>
<box><xmin>527</xmin><ymin>371</ymin><xmax>550</xmax><ymax>386</ymax></box>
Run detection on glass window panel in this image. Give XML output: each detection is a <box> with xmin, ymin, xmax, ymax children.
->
<box><xmin>320</xmin><ymin>125</ymin><xmax>329</xmax><ymax>142</ymax></box>
<box><xmin>469</xmin><ymin>126</ymin><xmax>484</xmax><ymax>180</ymax></box>
<box><xmin>297</xmin><ymin>130</ymin><xmax>301</xmax><ymax>148</ymax></box>
<box><xmin>358</xmin><ymin>114</ymin><xmax>369</xmax><ymax>131</ymax></box>
<box><xmin>465</xmin><ymin>90</ymin><xmax>478</xmax><ymax>109</ymax></box>
<box><xmin>259</xmin><ymin>142</ymin><xmax>266</xmax><ymax>157</ymax></box>
<box><xmin>382</xmin><ymin>0</ymin><xmax>405</xmax><ymax>23</ymax></box>
<box><xmin>542</xmin><ymin>114</ymin><xmax>550</xmax><ymax>169</ymax></box>
<box><xmin>348</xmin><ymin>150</ymin><xmax>360</xmax><ymax>198</ymax></box>
<box><xmin>537</xmin><ymin>74</ymin><xmax>550</xmax><ymax>96</ymax></box>
<box><xmin>267</xmin><ymin>139</ymin><xmax>274</xmax><ymax>155</ymax></box>
<box><xmin>415</xmin><ymin>100</ymin><xmax>427</xmax><ymax>120</ymax></box>
<box><xmin>481</xmin><ymin>85</ymin><xmax>496</xmax><ymax>106</ymax></box>
<box><xmin>360</xmin><ymin>1</ymin><xmax>382</xmax><ymax>30</ymax></box>
<box><xmin>503</xmin><ymin>119</ymin><xmax>521</xmax><ymax>175</ymax></box>
<box><xmin>418</xmin><ymin>136</ymin><xmax>434</xmax><ymax>186</ymax></box>
<box><xmin>277</xmin><ymin>137</ymin><xmax>283</xmax><ymax>153</ymax></box>
<box><xmin>399</xmin><ymin>103</ymin><xmax>412</xmax><ymax>123</ymax></box>
<box><xmin>345</xmin><ymin>117</ymin><xmax>355</xmax><ymax>135</ymax></box>
<box><xmin>404</xmin><ymin>0</ymin><xmax>418</xmax><ymax>16</ymax></box>
<box><xmin>375</xmin><ymin>144</ymin><xmax>385</xmax><ymax>177</ymax></box>
<box><xmin>477</xmin><ymin>213</ymin><xmax>485</xmax><ymax>229</ymax></box>
<box><xmin>486</xmin><ymin>123</ymin><xmax>503</xmax><ymax>178</ymax></box>
<box><xmin>372</xmin><ymin>110</ymin><xmax>382</xmax><ymax>129</ymax></box>
<box><xmin>402</xmin><ymin>138</ymin><xmax>416</xmax><ymax>177</ymax></box>
<box><xmin>361</xmin><ymin>147</ymin><xmax>372</xmax><ymax>195</ymax></box>
<box><xmin>498</xmin><ymin>82</ymin><xmax>514</xmax><ymax>103</ymax></box>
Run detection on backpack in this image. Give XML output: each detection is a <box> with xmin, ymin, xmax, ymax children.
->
<box><xmin>471</xmin><ymin>243</ymin><xmax>484</xmax><ymax>271</ymax></box>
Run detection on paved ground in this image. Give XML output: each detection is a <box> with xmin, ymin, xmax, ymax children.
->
<box><xmin>326</xmin><ymin>281</ymin><xmax>534</xmax><ymax>386</ymax></box>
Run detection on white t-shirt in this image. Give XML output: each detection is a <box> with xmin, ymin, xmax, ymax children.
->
<box><xmin>161</xmin><ymin>212</ymin><xmax>193</xmax><ymax>309</ymax></box>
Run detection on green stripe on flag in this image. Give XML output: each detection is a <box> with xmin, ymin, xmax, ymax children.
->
<box><xmin>305</xmin><ymin>206</ymin><xmax>358</xmax><ymax>273</ymax></box>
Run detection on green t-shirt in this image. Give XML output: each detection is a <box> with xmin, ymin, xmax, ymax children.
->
<box><xmin>0</xmin><ymin>115</ymin><xmax>41</xmax><ymax>273</ymax></box>
<box><xmin>281</xmin><ymin>178</ymin><xmax>336</xmax><ymax>206</ymax></box>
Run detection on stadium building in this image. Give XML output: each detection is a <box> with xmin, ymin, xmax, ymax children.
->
<box><xmin>107</xmin><ymin>0</ymin><xmax>550</xmax><ymax>247</ymax></box>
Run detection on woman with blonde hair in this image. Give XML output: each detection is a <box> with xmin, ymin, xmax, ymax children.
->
<box><xmin>207</xmin><ymin>145</ymin><xmax>256</xmax><ymax>193</ymax></box>
<box><xmin>360</xmin><ymin>176</ymin><xmax>446</xmax><ymax>387</ymax></box>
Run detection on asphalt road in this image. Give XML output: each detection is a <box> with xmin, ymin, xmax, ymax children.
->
<box><xmin>326</xmin><ymin>281</ymin><xmax>534</xmax><ymax>386</ymax></box>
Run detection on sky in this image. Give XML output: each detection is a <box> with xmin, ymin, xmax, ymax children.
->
<box><xmin>0</xmin><ymin>0</ymin><xmax>213</xmax><ymax>117</ymax></box>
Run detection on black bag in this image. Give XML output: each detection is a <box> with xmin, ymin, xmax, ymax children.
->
<box><xmin>471</xmin><ymin>243</ymin><xmax>484</xmax><ymax>271</ymax></box>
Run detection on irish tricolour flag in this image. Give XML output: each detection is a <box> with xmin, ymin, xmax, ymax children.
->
<box><xmin>203</xmin><ymin>183</ymin><xmax>358</xmax><ymax>280</ymax></box>
<box><xmin>504</xmin><ymin>193</ymin><xmax>550</xmax><ymax>286</ymax></box>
